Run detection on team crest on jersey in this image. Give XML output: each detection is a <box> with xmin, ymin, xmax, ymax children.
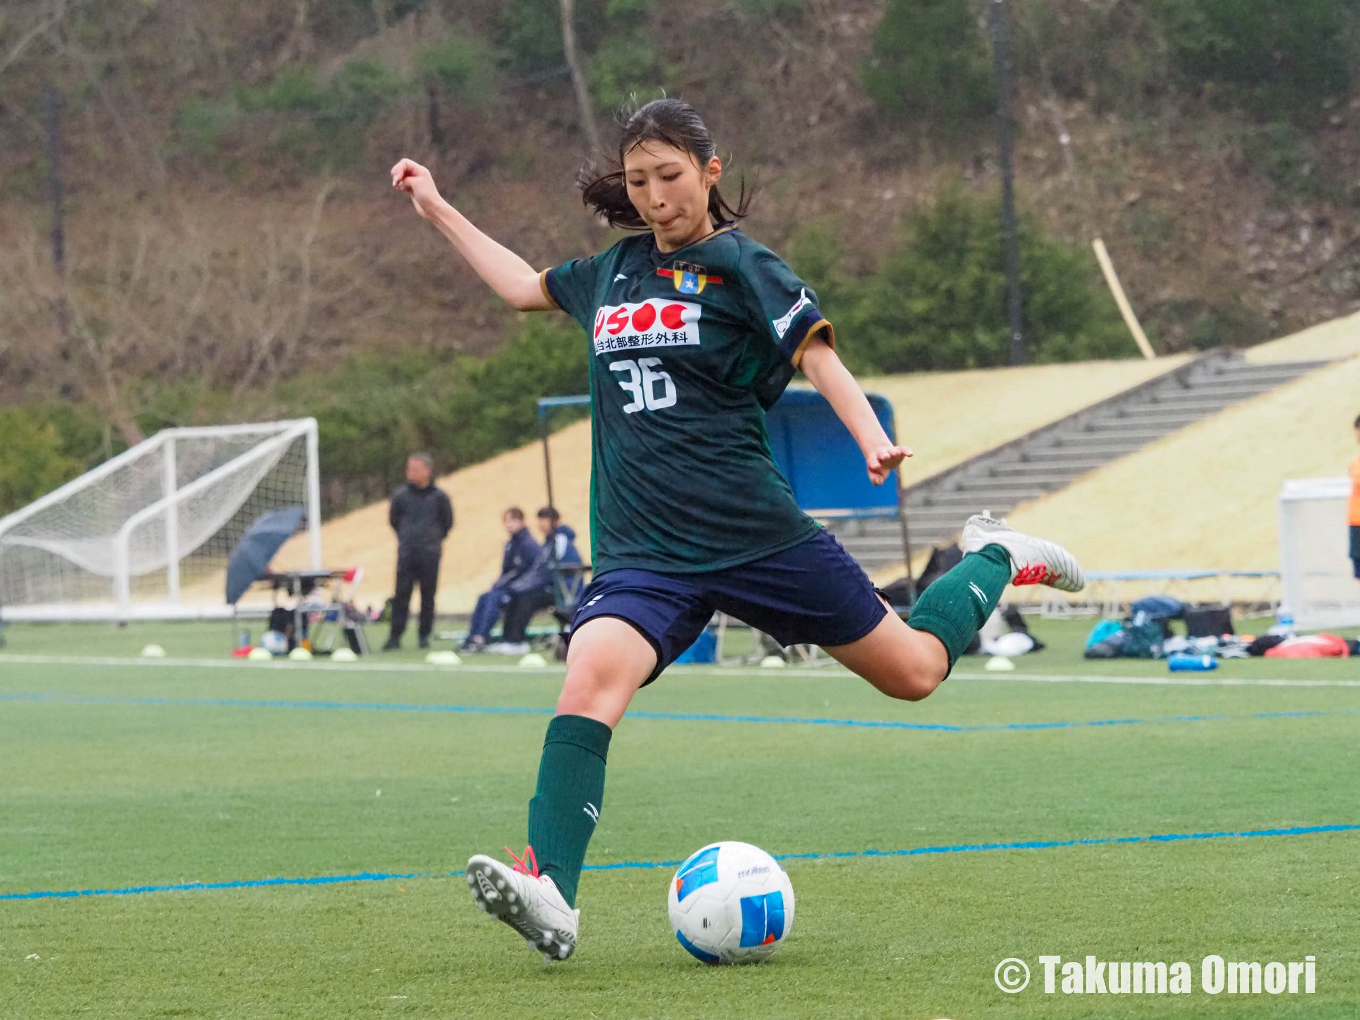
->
<box><xmin>592</xmin><ymin>298</ymin><xmax>702</xmax><ymax>354</ymax></box>
<box><xmin>657</xmin><ymin>262</ymin><xmax>723</xmax><ymax>295</ymax></box>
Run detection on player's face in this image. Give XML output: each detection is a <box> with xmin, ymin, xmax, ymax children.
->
<box><xmin>623</xmin><ymin>141</ymin><xmax>722</xmax><ymax>253</ymax></box>
<box><xmin>406</xmin><ymin>457</ymin><xmax>430</xmax><ymax>486</ymax></box>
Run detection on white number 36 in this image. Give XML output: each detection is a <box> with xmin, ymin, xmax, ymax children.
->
<box><xmin>609</xmin><ymin>357</ymin><xmax>676</xmax><ymax>413</ymax></box>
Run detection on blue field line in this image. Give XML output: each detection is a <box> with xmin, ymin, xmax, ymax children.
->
<box><xmin>4</xmin><ymin>823</ymin><xmax>1357</xmax><ymax>903</ymax></box>
<box><xmin>1</xmin><ymin>690</ymin><xmax>1359</xmax><ymax>734</ymax></box>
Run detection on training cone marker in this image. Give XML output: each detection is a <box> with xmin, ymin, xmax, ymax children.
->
<box><xmin>140</xmin><ymin>644</ymin><xmax>166</xmax><ymax>658</ymax></box>
<box><xmin>425</xmin><ymin>650</ymin><xmax>460</xmax><ymax>666</ymax></box>
<box><xmin>759</xmin><ymin>655</ymin><xmax>787</xmax><ymax>668</ymax></box>
<box><xmin>985</xmin><ymin>655</ymin><xmax>1015</xmax><ymax>672</ymax></box>
<box><xmin>287</xmin><ymin>646</ymin><xmax>313</xmax><ymax>661</ymax></box>
<box><xmin>518</xmin><ymin>652</ymin><xmax>548</xmax><ymax>668</ymax></box>
<box><xmin>331</xmin><ymin>648</ymin><xmax>358</xmax><ymax>662</ymax></box>
<box><xmin>247</xmin><ymin>646</ymin><xmax>272</xmax><ymax>661</ymax></box>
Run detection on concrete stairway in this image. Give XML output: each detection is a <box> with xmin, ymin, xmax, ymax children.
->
<box><xmin>828</xmin><ymin>350</ymin><xmax>1329</xmax><ymax>573</ymax></box>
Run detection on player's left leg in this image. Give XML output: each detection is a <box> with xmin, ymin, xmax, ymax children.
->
<box><xmin>829</xmin><ymin>514</ymin><xmax>1084</xmax><ymax>698</ymax></box>
<box><xmin>714</xmin><ymin>514</ymin><xmax>1083</xmax><ymax>702</ymax></box>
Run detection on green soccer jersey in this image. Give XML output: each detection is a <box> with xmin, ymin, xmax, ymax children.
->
<box><xmin>542</xmin><ymin>224</ymin><xmax>836</xmax><ymax>575</ymax></box>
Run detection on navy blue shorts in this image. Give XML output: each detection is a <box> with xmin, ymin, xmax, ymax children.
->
<box><xmin>1351</xmin><ymin>526</ymin><xmax>1360</xmax><ymax>579</ymax></box>
<box><xmin>569</xmin><ymin>529</ymin><xmax>887</xmax><ymax>683</ymax></box>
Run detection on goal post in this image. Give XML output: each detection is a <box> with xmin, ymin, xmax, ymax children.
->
<box><xmin>0</xmin><ymin>419</ymin><xmax>322</xmax><ymax>622</ymax></box>
<box><xmin>1278</xmin><ymin>477</ymin><xmax>1360</xmax><ymax>631</ymax></box>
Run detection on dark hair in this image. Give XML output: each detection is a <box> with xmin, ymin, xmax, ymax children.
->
<box><xmin>536</xmin><ymin>505</ymin><xmax>560</xmax><ymax>522</ymax></box>
<box><xmin>579</xmin><ymin>98</ymin><xmax>751</xmax><ymax>230</ymax></box>
<box><xmin>1354</xmin><ymin>413</ymin><xmax>1360</xmax><ymax>429</ymax></box>
<box><xmin>503</xmin><ymin>507</ymin><xmax>525</xmax><ymax>522</ymax></box>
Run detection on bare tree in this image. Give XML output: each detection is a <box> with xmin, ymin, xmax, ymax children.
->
<box><xmin>560</xmin><ymin>0</ymin><xmax>601</xmax><ymax>154</ymax></box>
<box><xmin>0</xmin><ymin>182</ymin><xmax>353</xmax><ymax>439</ymax></box>
<box><xmin>228</xmin><ymin>181</ymin><xmax>338</xmax><ymax>399</ymax></box>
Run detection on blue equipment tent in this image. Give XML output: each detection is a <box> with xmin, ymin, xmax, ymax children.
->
<box><xmin>763</xmin><ymin>388</ymin><xmax>900</xmax><ymax>518</ymax></box>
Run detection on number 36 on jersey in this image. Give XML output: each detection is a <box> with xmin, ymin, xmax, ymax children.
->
<box><xmin>610</xmin><ymin>358</ymin><xmax>676</xmax><ymax>413</ymax></box>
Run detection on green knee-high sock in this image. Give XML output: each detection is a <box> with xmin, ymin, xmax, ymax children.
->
<box><xmin>527</xmin><ymin>714</ymin><xmax>612</xmax><ymax>908</ymax></box>
<box><xmin>908</xmin><ymin>544</ymin><xmax>1011</xmax><ymax>667</ymax></box>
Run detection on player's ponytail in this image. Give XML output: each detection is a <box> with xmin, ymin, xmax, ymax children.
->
<box><xmin>579</xmin><ymin>97</ymin><xmax>751</xmax><ymax>230</ymax></box>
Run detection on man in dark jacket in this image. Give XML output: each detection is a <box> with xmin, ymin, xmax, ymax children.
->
<box><xmin>460</xmin><ymin>507</ymin><xmax>540</xmax><ymax>652</ymax></box>
<box><xmin>489</xmin><ymin>507</ymin><xmax>583</xmax><ymax>655</ymax></box>
<box><xmin>383</xmin><ymin>452</ymin><xmax>453</xmax><ymax>650</ymax></box>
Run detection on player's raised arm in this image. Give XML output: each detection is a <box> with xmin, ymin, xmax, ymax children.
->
<box><xmin>799</xmin><ymin>337</ymin><xmax>912</xmax><ymax>486</ymax></box>
<box><xmin>390</xmin><ymin>158</ymin><xmax>554</xmax><ymax>312</ymax></box>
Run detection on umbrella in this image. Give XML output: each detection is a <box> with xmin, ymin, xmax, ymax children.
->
<box><xmin>225</xmin><ymin>506</ymin><xmax>306</xmax><ymax>605</ymax></box>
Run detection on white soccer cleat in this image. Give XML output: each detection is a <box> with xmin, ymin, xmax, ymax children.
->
<box><xmin>960</xmin><ymin>512</ymin><xmax>1086</xmax><ymax>593</ymax></box>
<box><xmin>466</xmin><ymin>848</ymin><xmax>579</xmax><ymax>963</ymax></box>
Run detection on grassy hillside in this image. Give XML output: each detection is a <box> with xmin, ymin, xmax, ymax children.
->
<box><xmin>2</xmin><ymin>0</ymin><xmax>1359</xmax><ymax>512</ymax></box>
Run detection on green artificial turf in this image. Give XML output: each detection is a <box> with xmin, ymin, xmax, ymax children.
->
<box><xmin>1</xmin><ymin>618</ymin><xmax>1358</xmax><ymax>1018</ymax></box>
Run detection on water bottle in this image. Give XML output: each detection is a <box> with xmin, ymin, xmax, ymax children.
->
<box><xmin>237</xmin><ymin>628</ymin><xmax>251</xmax><ymax>649</ymax></box>
<box><xmin>1168</xmin><ymin>654</ymin><xmax>1218</xmax><ymax>672</ymax></box>
<box><xmin>1268</xmin><ymin>610</ymin><xmax>1295</xmax><ymax>638</ymax></box>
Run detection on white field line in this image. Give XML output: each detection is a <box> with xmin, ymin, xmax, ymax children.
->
<box><xmin>1</xmin><ymin>652</ymin><xmax>1359</xmax><ymax>688</ymax></box>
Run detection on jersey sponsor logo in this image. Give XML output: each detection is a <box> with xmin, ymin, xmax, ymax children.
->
<box><xmin>592</xmin><ymin>298</ymin><xmax>701</xmax><ymax>354</ymax></box>
<box><xmin>772</xmin><ymin>288</ymin><xmax>813</xmax><ymax>339</ymax></box>
<box><xmin>657</xmin><ymin>262</ymin><xmax>723</xmax><ymax>295</ymax></box>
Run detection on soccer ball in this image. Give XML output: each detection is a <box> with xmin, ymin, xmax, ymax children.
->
<box><xmin>260</xmin><ymin>630</ymin><xmax>289</xmax><ymax>656</ymax></box>
<box><xmin>667</xmin><ymin>841</ymin><xmax>794</xmax><ymax>964</ymax></box>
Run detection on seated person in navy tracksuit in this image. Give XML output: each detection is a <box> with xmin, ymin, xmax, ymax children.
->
<box><xmin>461</xmin><ymin>507</ymin><xmax>540</xmax><ymax>651</ymax></box>
<box><xmin>489</xmin><ymin>507</ymin><xmax>583</xmax><ymax>655</ymax></box>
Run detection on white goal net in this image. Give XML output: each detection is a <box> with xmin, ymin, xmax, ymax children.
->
<box><xmin>1278</xmin><ymin>477</ymin><xmax>1360</xmax><ymax>631</ymax></box>
<box><xmin>0</xmin><ymin>419</ymin><xmax>321</xmax><ymax>622</ymax></box>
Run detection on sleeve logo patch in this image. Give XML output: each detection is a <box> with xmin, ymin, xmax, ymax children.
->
<box><xmin>772</xmin><ymin>288</ymin><xmax>812</xmax><ymax>339</ymax></box>
<box><xmin>592</xmin><ymin>299</ymin><xmax>702</xmax><ymax>354</ymax></box>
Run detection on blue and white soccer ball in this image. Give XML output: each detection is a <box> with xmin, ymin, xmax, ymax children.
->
<box><xmin>260</xmin><ymin>630</ymin><xmax>289</xmax><ymax>656</ymax></box>
<box><xmin>667</xmin><ymin>841</ymin><xmax>795</xmax><ymax>964</ymax></box>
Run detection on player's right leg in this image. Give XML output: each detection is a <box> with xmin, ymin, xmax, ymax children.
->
<box><xmin>465</xmin><ymin>572</ymin><xmax>711</xmax><ymax>963</ymax></box>
<box><xmin>466</xmin><ymin>618</ymin><xmax>651</xmax><ymax>962</ymax></box>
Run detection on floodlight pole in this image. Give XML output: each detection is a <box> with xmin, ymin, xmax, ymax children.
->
<box><xmin>896</xmin><ymin>481</ymin><xmax>916</xmax><ymax>609</ymax></box>
<box><xmin>43</xmin><ymin>82</ymin><xmax>72</xmax><ymax>371</ymax></box>
<box><xmin>990</xmin><ymin>0</ymin><xmax>1025</xmax><ymax>366</ymax></box>
<box><xmin>541</xmin><ymin>414</ymin><xmax>556</xmax><ymax>514</ymax></box>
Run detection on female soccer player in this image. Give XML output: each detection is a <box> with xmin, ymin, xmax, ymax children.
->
<box><xmin>391</xmin><ymin>98</ymin><xmax>1084</xmax><ymax>963</ymax></box>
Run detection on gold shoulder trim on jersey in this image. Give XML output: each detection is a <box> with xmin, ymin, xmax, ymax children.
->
<box><xmin>538</xmin><ymin>269</ymin><xmax>560</xmax><ymax>310</ymax></box>
<box><xmin>791</xmin><ymin>318</ymin><xmax>835</xmax><ymax>370</ymax></box>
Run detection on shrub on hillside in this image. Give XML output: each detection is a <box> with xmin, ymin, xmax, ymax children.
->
<box><xmin>792</xmin><ymin>189</ymin><xmax>1131</xmax><ymax>372</ymax></box>
<box><xmin>0</xmin><ymin>410</ymin><xmax>88</xmax><ymax>516</ymax></box>
<box><xmin>1152</xmin><ymin>0</ymin><xmax>1356</xmax><ymax>121</ymax></box>
<box><xmin>176</xmin><ymin>57</ymin><xmax>407</xmax><ymax>167</ymax></box>
<box><xmin>862</xmin><ymin>0</ymin><xmax>994</xmax><ymax>129</ymax></box>
<box><xmin>418</xmin><ymin>26</ymin><xmax>498</xmax><ymax>105</ymax></box>
<box><xmin>299</xmin><ymin>316</ymin><xmax>588</xmax><ymax>513</ymax></box>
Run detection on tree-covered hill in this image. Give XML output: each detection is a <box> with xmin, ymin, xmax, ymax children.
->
<box><xmin>1</xmin><ymin>0</ymin><xmax>1357</xmax><ymax>512</ymax></box>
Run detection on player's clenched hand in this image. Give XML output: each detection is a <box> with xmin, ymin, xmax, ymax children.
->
<box><xmin>391</xmin><ymin>158</ymin><xmax>444</xmax><ymax>220</ymax></box>
<box><xmin>865</xmin><ymin>444</ymin><xmax>912</xmax><ymax>485</ymax></box>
